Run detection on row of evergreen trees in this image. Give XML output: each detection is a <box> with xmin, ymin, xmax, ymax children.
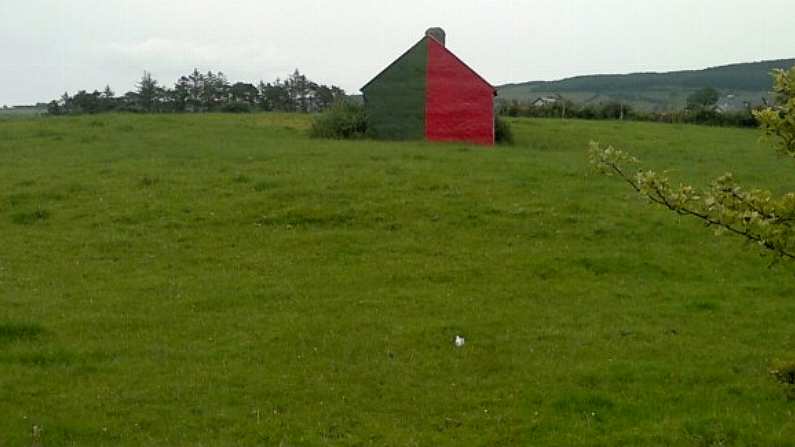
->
<box><xmin>48</xmin><ymin>69</ymin><xmax>347</xmax><ymax>115</ymax></box>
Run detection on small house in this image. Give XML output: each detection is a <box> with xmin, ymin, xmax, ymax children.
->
<box><xmin>361</xmin><ymin>28</ymin><xmax>497</xmax><ymax>146</ymax></box>
<box><xmin>532</xmin><ymin>96</ymin><xmax>561</xmax><ymax>108</ymax></box>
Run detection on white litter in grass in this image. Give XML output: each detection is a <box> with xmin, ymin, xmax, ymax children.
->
<box><xmin>454</xmin><ymin>336</ymin><xmax>465</xmax><ymax>347</ymax></box>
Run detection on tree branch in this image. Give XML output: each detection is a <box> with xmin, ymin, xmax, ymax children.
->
<box><xmin>602</xmin><ymin>158</ymin><xmax>795</xmax><ymax>261</ymax></box>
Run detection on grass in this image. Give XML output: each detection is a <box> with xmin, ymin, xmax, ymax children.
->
<box><xmin>1</xmin><ymin>113</ymin><xmax>794</xmax><ymax>445</ymax></box>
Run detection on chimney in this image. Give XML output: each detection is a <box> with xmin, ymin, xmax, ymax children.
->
<box><xmin>425</xmin><ymin>27</ymin><xmax>446</xmax><ymax>46</ymax></box>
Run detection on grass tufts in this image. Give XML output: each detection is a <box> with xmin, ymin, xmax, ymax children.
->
<box><xmin>232</xmin><ymin>174</ymin><xmax>251</xmax><ymax>184</ymax></box>
<box><xmin>11</xmin><ymin>208</ymin><xmax>50</xmax><ymax>225</ymax></box>
<box><xmin>5</xmin><ymin>349</ymin><xmax>76</xmax><ymax>367</ymax></box>
<box><xmin>0</xmin><ymin>322</ymin><xmax>44</xmax><ymax>344</ymax></box>
<box><xmin>770</xmin><ymin>361</ymin><xmax>795</xmax><ymax>399</ymax></box>
<box><xmin>255</xmin><ymin>208</ymin><xmax>354</xmax><ymax>228</ymax></box>
<box><xmin>253</xmin><ymin>180</ymin><xmax>278</xmax><ymax>191</ymax></box>
<box><xmin>138</xmin><ymin>176</ymin><xmax>159</xmax><ymax>187</ymax></box>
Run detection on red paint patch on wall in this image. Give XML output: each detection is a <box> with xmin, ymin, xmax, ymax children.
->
<box><xmin>425</xmin><ymin>38</ymin><xmax>495</xmax><ymax>146</ymax></box>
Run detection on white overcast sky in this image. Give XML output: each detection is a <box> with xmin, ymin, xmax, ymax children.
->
<box><xmin>1</xmin><ymin>0</ymin><xmax>793</xmax><ymax>105</ymax></box>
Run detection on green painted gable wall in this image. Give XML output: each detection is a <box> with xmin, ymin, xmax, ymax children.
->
<box><xmin>362</xmin><ymin>39</ymin><xmax>428</xmax><ymax>140</ymax></box>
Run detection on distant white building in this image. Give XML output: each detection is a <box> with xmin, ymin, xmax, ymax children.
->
<box><xmin>531</xmin><ymin>95</ymin><xmax>561</xmax><ymax>107</ymax></box>
<box><xmin>716</xmin><ymin>94</ymin><xmax>750</xmax><ymax>113</ymax></box>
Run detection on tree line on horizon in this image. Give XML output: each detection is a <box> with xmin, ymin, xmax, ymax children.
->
<box><xmin>498</xmin><ymin>87</ymin><xmax>760</xmax><ymax>128</ymax></box>
<box><xmin>47</xmin><ymin>69</ymin><xmax>347</xmax><ymax>115</ymax></box>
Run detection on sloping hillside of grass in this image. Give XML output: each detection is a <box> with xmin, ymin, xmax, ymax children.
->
<box><xmin>499</xmin><ymin>58</ymin><xmax>795</xmax><ymax>112</ymax></box>
<box><xmin>1</xmin><ymin>114</ymin><xmax>793</xmax><ymax>445</ymax></box>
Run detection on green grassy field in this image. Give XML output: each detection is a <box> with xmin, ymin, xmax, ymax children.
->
<box><xmin>1</xmin><ymin>113</ymin><xmax>793</xmax><ymax>446</ymax></box>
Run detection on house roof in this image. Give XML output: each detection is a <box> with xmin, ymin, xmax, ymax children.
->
<box><xmin>360</xmin><ymin>36</ymin><xmax>426</xmax><ymax>92</ymax></box>
<box><xmin>533</xmin><ymin>96</ymin><xmax>560</xmax><ymax>103</ymax></box>
<box><xmin>361</xmin><ymin>35</ymin><xmax>497</xmax><ymax>96</ymax></box>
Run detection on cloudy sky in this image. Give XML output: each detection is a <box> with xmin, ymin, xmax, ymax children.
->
<box><xmin>1</xmin><ymin>0</ymin><xmax>793</xmax><ymax>105</ymax></box>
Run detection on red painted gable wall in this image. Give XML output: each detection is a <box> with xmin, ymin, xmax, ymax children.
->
<box><xmin>425</xmin><ymin>38</ymin><xmax>494</xmax><ymax>146</ymax></box>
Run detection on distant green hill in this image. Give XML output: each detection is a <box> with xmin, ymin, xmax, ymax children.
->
<box><xmin>498</xmin><ymin>59</ymin><xmax>795</xmax><ymax>112</ymax></box>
